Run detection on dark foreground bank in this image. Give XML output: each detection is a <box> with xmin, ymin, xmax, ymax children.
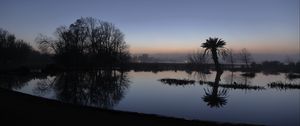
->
<box><xmin>0</xmin><ymin>88</ymin><xmax>262</xmax><ymax>126</ymax></box>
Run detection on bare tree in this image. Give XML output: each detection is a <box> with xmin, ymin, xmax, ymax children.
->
<box><xmin>35</xmin><ymin>17</ymin><xmax>130</xmax><ymax>68</ymax></box>
<box><xmin>35</xmin><ymin>34</ymin><xmax>56</xmax><ymax>54</ymax></box>
<box><xmin>239</xmin><ymin>48</ymin><xmax>252</xmax><ymax>70</ymax></box>
<box><xmin>0</xmin><ymin>28</ymin><xmax>33</xmax><ymax>67</ymax></box>
<box><xmin>187</xmin><ymin>49</ymin><xmax>207</xmax><ymax>65</ymax></box>
<box><xmin>226</xmin><ymin>49</ymin><xmax>235</xmax><ymax>70</ymax></box>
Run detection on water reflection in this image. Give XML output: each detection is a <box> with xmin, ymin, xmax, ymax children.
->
<box><xmin>0</xmin><ymin>70</ymin><xmax>299</xmax><ymax>125</ymax></box>
<box><xmin>223</xmin><ymin>71</ymin><xmax>236</xmax><ymax>85</ymax></box>
<box><xmin>268</xmin><ymin>81</ymin><xmax>300</xmax><ymax>90</ymax></box>
<box><xmin>186</xmin><ymin>70</ymin><xmax>211</xmax><ymax>81</ymax></box>
<box><xmin>33</xmin><ymin>77</ymin><xmax>55</xmax><ymax>96</ymax></box>
<box><xmin>43</xmin><ymin>71</ymin><xmax>128</xmax><ymax>108</ymax></box>
<box><xmin>202</xmin><ymin>71</ymin><xmax>228</xmax><ymax>108</ymax></box>
<box><xmin>235</xmin><ymin>73</ymin><xmax>253</xmax><ymax>86</ymax></box>
<box><xmin>0</xmin><ymin>73</ymin><xmax>48</xmax><ymax>90</ymax></box>
<box><xmin>8</xmin><ymin>70</ymin><xmax>129</xmax><ymax>109</ymax></box>
<box><xmin>162</xmin><ymin>70</ymin><xmax>265</xmax><ymax>108</ymax></box>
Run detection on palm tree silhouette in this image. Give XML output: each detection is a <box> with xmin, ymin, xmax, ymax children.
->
<box><xmin>201</xmin><ymin>37</ymin><xmax>227</xmax><ymax>72</ymax></box>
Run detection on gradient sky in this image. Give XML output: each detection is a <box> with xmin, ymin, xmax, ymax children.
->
<box><xmin>0</xmin><ymin>0</ymin><xmax>299</xmax><ymax>56</ymax></box>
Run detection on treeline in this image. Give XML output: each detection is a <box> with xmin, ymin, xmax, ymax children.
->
<box><xmin>0</xmin><ymin>28</ymin><xmax>51</xmax><ymax>72</ymax></box>
<box><xmin>1</xmin><ymin>17</ymin><xmax>131</xmax><ymax>72</ymax></box>
<box><xmin>252</xmin><ymin>60</ymin><xmax>300</xmax><ymax>73</ymax></box>
<box><xmin>187</xmin><ymin>47</ymin><xmax>300</xmax><ymax>73</ymax></box>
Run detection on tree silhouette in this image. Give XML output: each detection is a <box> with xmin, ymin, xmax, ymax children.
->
<box><xmin>36</xmin><ymin>17</ymin><xmax>130</xmax><ymax>68</ymax></box>
<box><xmin>0</xmin><ymin>28</ymin><xmax>39</xmax><ymax>69</ymax></box>
<box><xmin>226</xmin><ymin>49</ymin><xmax>235</xmax><ymax>70</ymax></box>
<box><xmin>187</xmin><ymin>49</ymin><xmax>208</xmax><ymax>65</ymax></box>
<box><xmin>239</xmin><ymin>48</ymin><xmax>252</xmax><ymax>70</ymax></box>
<box><xmin>201</xmin><ymin>37</ymin><xmax>227</xmax><ymax>72</ymax></box>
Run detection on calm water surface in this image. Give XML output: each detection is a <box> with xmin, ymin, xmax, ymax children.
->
<box><xmin>1</xmin><ymin>70</ymin><xmax>299</xmax><ymax>126</ymax></box>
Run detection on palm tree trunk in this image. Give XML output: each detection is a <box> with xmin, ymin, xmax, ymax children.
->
<box><xmin>212</xmin><ymin>71</ymin><xmax>222</xmax><ymax>94</ymax></box>
<box><xmin>211</xmin><ymin>49</ymin><xmax>221</xmax><ymax>72</ymax></box>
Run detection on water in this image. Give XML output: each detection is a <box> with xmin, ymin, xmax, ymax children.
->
<box><xmin>0</xmin><ymin>70</ymin><xmax>299</xmax><ymax>126</ymax></box>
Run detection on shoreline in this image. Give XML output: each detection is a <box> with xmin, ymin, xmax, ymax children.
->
<box><xmin>0</xmin><ymin>88</ymin><xmax>262</xmax><ymax>125</ymax></box>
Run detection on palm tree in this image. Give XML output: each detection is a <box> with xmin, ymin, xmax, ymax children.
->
<box><xmin>201</xmin><ymin>37</ymin><xmax>227</xmax><ymax>72</ymax></box>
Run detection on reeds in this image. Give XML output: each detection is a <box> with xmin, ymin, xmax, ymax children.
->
<box><xmin>218</xmin><ymin>84</ymin><xmax>265</xmax><ymax>90</ymax></box>
<box><xmin>286</xmin><ymin>73</ymin><xmax>300</xmax><ymax>79</ymax></box>
<box><xmin>268</xmin><ymin>81</ymin><xmax>300</xmax><ymax>89</ymax></box>
<box><xmin>159</xmin><ymin>78</ymin><xmax>195</xmax><ymax>86</ymax></box>
<box><xmin>241</xmin><ymin>72</ymin><xmax>256</xmax><ymax>78</ymax></box>
<box><xmin>199</xmin><ymin>80</ymin><xmax>264</xmax><ymax>90</ymax></box>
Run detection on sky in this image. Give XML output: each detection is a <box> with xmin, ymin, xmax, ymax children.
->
<box><xmin>0</xmin><ymin>0</ymin><xmax>299</xmax><ymax>60</ymax></box>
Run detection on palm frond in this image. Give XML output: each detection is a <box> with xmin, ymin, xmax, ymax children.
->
<box><xmin>203</xmin><ymin>48</ymin><xmax>209</xmax><ymax>57</ymax></box>
<box><xmin>216</xmin><ymin>39</ymin><xmax>226</xmax><ymax>47</ymax></box>
<box><xmin>217</xmin><ymin>48</ymin><xmax>229</xmax><ymax>60</ymax></box>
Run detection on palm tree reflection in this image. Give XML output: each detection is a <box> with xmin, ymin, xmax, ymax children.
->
<box><xmin>202</xmin><ymin>71</ymin><xmax>228</xmax><ymax>108</ymax></box>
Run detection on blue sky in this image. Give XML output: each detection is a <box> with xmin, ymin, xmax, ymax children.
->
<box><xmin>0</xmin><ymin>0</ymin><xmax>299</xmax><ymax>55</ymax></box>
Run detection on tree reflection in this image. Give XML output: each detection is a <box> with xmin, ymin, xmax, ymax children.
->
<box><xmin>224</xmin><ymin>71</ymin><xmax>236</xmax><ymax>85</ymax></box>
<box><xmin>235</xmin><ymin>73</ymin><xmax>254</xmax><ymax>90</ymax></box>
<box><xmin>0</xmin><ymin>74</ymin><xmax>48</xmax><ymax>90</ymax></box>
<box><xmin>35</xmin><ymin>70</ymin><xmax>130</xmax><ymax>109</ymax></box>
<box><xmin>224</xmin><ymin>71</ymin><xmax>253</xmax><ymax>86</ymax></box>
<box><xmin>33</xmin><ymin>77</ymin><xmax>56</xmax><ymax>96</ymax></box>
<box><xmin>202</xmin><ymin>71</ymin><xmax>228</xmax><ymax>108</ymax></box>
<box><xmin>186</xmin><ymin>70</ymin><xmax>211</xmax><ymax>82</ymax></box>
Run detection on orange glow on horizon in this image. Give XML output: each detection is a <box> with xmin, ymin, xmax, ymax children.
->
<box><xmin>130</xmin><ymin>44</ymin><xmax>299</xmax><ymax>54</ymax></box>
<box><xmin>130</xmin><ymin>46</ymin><xmax>195</xmax><ymax>54</ymax></box>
